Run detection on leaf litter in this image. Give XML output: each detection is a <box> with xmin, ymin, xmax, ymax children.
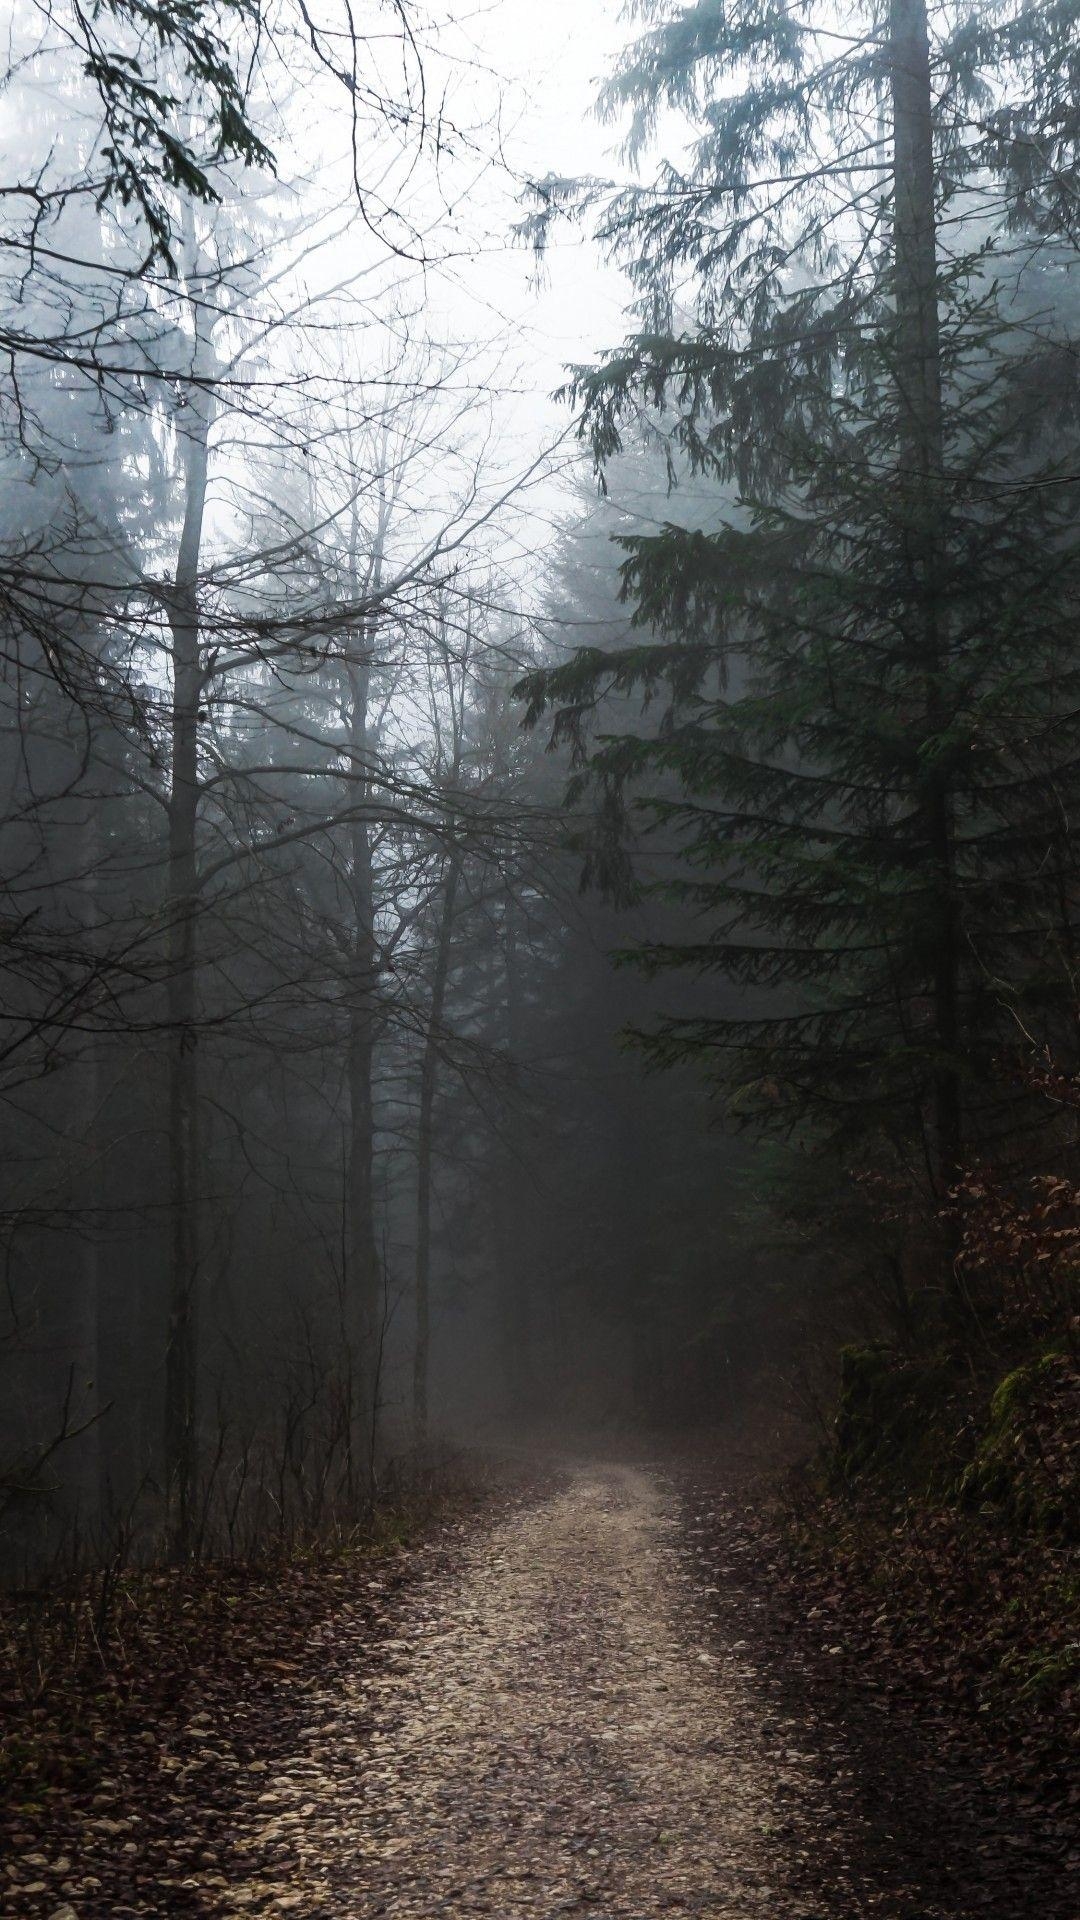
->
<box><xmin>5</xmin><ymin>1459</ymin><xmax>1071</xmax><ymax>1919</ymax></box>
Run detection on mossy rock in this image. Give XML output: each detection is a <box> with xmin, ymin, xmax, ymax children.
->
<box><xmin>958</xmin><ymin>1352</ymin><xmax>1079</xmax><ymax>1538</ymax></box>
<box><xmin>834</xmin><ymin>1343</ymin><xmax>954</xmax><ymax>1484</ymax></box>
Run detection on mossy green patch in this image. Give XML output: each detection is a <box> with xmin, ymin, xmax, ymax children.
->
<box><xmin>988</xmin><ymin>1352</ymin><xmax>1064</xmax><ymax>1428</ymax></box>
<box><xmin>958</xmin><ymin>1352</ymin><xmax>1077</xmax><ymax>1539</ymax></box>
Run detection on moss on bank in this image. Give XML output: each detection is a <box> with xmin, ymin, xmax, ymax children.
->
<box><xmin>957</xmin><ymin>1352</ymin><xmax>1078</xmax><ymax>1538</ymax></box>
<box><xmin>793</xmin><ymin>1335</ymin><xmax>1079</xmax><ymax>1727</ymax></box>
<box><xmin>833</xmin><ymin>1340</ymin><xmax>1078</xmax><ymax>1538</ymax></box>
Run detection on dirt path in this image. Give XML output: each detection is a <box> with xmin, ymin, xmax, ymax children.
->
<box><xmin>222</xmin><ymin>1463</ymin><xmax>827</xmax><ymax>1917</ymax></box>
<box><xmin>12</xmin><ymin>1459</ymin><xmax>1060</xmax><ymax>1918</ymax></box>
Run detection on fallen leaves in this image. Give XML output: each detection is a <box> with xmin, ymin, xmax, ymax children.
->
<box><xmin>0</xmin><ymin>1470</ymin><xmax>535</xmax><ymax>1919</ymax></box>
<box><xmin>5</xmin><ymin>1449</ymin><xmax>1073</xmax><ymax>1920</ymax></box>
<box><xmin>681</xmin><ymin>1466</ymin><xmax>1079</xmax><ymax>1918</ymax></box>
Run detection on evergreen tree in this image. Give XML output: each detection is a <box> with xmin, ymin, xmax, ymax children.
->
<box><xmin>522</xmin><ymin>0</ymin><xmax>1080</xmax><ymax>1262</ymax></box>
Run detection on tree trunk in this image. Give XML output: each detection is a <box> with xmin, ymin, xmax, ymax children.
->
<box><xmin>412</xmin><ymin>846</ymin><xmax>462</xmax><ymax>1447</ymax></box>
<box><xmin>344</xmin><ymin>643</ymin><xmax>382</xmax><ymax>1480</ymax></box>
<box><xmin>497</xmin><ymin>890</ymin><xmax>535</xmax><ymax>1413</ymax></box>
<box><xmin>890</xmin><ymin>0</ymin><xmax>961</xmax><ymax>1200</ymax></box>
<box><xmin>163</xmin><ymin>214</ymin><xmax>212</xmax><ymax>1555</ymax></box>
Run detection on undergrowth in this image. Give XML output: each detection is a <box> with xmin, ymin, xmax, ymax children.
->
<box><xmin>784</xmin><ymin>1335</ymin><xmax>1079</xmax><ymax>1741</ymax></box>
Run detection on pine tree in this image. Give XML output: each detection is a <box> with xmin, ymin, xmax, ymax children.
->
<box><xmin>521</xmin><ymin>0</ymin><xmax>1080</xmax><ymax>1253</ymax></box>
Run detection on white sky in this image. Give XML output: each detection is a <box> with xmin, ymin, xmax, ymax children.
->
<box><xmin>1</xmin><ymin>0</ymin><xmax>646</xmax><ymax>603</ymax></box>
<box><xmin>331</xmin><ymin>0</ymin><xmax>640</xmax><ymax>571</ymax></box>
<box><xmin>453</xmin><ymin>0</ymin><xmax>633</xmax><ymax>375</ymax></box>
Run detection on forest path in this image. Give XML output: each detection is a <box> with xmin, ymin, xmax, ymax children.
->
<box><xmin>226</xmin><ymin>1462</ymin><xmax>819</xmax><ymax>1918</ymax></box>
<box><xmin>6</xmin><ymin>1458</ymin><xmax>1063</xmax><ymax>1919</ymax></box>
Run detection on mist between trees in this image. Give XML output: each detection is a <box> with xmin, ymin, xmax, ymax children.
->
<box><xmin>0</xmin><ymin>0</ymin><xmax>752</xmax><ymax>1579</ymax></box>
<box><xmin>3</xmin><ymin>0</ymin><xmax>1080</xmax><ymax>1588</ymax></box>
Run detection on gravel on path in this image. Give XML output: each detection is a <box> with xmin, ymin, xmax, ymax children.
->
<box><xmin>225</xmin><ymin>1463</ymin><xmax>837</xmax><ymax>1918</ymax></box>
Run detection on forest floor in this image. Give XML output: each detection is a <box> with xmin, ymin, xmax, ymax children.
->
<box><xmin>2</xmin><ymin>1456</ymin><xmax>1075</xmax><ymax>1919</ymax></box>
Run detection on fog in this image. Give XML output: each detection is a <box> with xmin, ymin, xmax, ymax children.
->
<box><xmin>2</xmin><ymin>0</ymin><xmax>1079</xmax><ymax>1600</ymax></box>
<box><xmin>0</xmin><ymin>0</ymin><xmax>757</xmax><ymax>1575</ymax></box>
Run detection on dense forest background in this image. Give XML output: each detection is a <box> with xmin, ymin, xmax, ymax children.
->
<box><xmin>2</xmin><ymin>0</ymin><xmax>1079</xmax><ymax>1596</ymax></box>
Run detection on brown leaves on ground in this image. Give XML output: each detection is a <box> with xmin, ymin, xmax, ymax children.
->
<box><xmin>682</xmin><ymin>1458</ymin><xmax>1079</xmax><ymax>1919</ymax></box>
<box><xmin>0</xmin><ymin>1474</ymin><xmax>526</xmax><ymax>1919</ymax></box>
<box><xmin>2</xmin><ymin>1450</ymin><xmax>1075</xmax><ymax>1920</ymax></box>
<box><xmin>223</xmin><ymin>1463</ymin><xmax>797</xmax><ymax>1918</ymax></box>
